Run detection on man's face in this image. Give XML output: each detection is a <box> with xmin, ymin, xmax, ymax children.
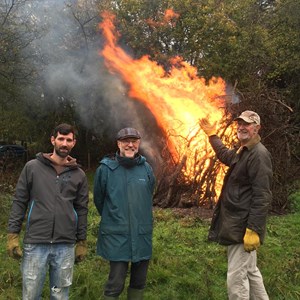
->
<box><xmin>51</xmin><ymin>132</ymin><xmax>76</xmax><ymax>158</ymax></box>
<box><xmin>117</xmin><ymin>138</ymin><xmax>140</xmax><ymax>158</ymax></box>
<box><xmin>236</xmin><ymin>120</ymin><xmax>260</xmax><ymax>144</ymax></box>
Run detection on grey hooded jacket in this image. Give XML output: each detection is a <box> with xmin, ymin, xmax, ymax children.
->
<box><xmin>8</xmin><ymin>152</ymin><xmax>89</xmax><ymax>244</ymax></box>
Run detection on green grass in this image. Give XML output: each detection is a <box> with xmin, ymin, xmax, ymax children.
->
<box><xmin>1</xmin><ymin>189</ymin><xmax>300</xmax><ymax>299</ymax></box>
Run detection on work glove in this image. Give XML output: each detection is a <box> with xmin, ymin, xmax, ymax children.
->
<box><xmin>7</xmin><ymin>233</ymin><xmax>23</xmax><ymax>259</ymax></box>
<box><xmin>199</xmin><ymin>118</ymin><xmax>217</xmax><ymax>136</ymax></box>
<box><xmin>243</xmin><ymin>228</ymin><xmax>260</xmax><ymax>252</ymax></box>
<box><xmin>75</xmin><ymin>240</ymin><xmax>87</xmax><ymax>263</ymax></box>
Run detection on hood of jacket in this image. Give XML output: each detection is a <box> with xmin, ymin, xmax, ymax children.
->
<box><xmin>36</xmin><ymin>152</ymin><xmax>79</xmax><ymax>169</ymax></box>
<box><xmin>100</xmin><ymin>152</ymin><xmax>146</xmax><ymax>170</ymax></box>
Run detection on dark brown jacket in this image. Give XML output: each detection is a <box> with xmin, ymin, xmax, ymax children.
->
<box><xmin>208</xmin><ymin>135</ymin><xmax>273</xmax><ymax>245</ymax></box>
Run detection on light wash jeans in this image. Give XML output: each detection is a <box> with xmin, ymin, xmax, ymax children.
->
<box><xmin>227</xmin><ymin>244</ymin><xmax>269</xmax><ymax>300</ymax></box>
<box><xmin>21</xmin><ymin>243</ymin><xmax>75</xmax><ymax>300</ymax></box>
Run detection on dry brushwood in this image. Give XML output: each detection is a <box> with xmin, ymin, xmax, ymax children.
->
<box><xmin>154</xmin><ymin>84</ymin><xmax>299</xmax><ymax>212</ymax></box>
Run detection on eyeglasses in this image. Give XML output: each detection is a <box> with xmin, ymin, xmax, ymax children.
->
<box><xmin>120</xmin><ymin>139</ymin><xmax>140</xmax><ymax>145</ymax></box>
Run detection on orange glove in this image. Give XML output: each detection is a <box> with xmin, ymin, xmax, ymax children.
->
<box><xmin>199</xmin><ymin>118</ymin><xmax>217</xmax><ymax>136</ymax></box>
<box><xmin>243</xmin><ymin>228</ymin><xmax>260</xmax><ymax>252</ymax></box>
<box><xmin>75</xmin><ymin>240</ymin><xmax>87</xmax><ymax>263</ymax></box>
<box><xmin>7</xmin><ymin>233</ymin><xmax>23</xmax><ymax>259</ymax></box>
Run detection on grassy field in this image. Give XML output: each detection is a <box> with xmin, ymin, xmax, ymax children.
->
<box><xmin>1</xmin><ymin>178</ymin><xmax>300</xmax><ymax>299</ymax></box>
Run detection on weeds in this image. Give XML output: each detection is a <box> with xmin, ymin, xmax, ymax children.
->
<box><xmin>1</xmin><ymin>190</ymin><xmax>300</xmax><ymax>299</ymax></box>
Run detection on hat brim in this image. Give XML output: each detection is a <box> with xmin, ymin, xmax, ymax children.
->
<box><xmin>118</xmin><ymin>135</ymin><xmax>141</xmax><ymax>140</ymax></box>
<box><xmin>234</xmin><ymin>116</ymin><xmax>256</xmax><ymax>124</ymax></box>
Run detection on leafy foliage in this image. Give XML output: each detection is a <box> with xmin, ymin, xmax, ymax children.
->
<box><xmin>0</xmin><ymin>0</ymin><xmax>299</xmax><ymax>209</ymax></box>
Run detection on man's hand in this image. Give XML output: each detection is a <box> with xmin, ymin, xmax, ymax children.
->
<box><xmin>75</xmin><ymin>240</ymin><xmax>87</xmax><ymax>263</ymax></box>
<box><xmin>7</xmin><ymin>233</ymin><xmax>23</xmax><ymax>259</ymax></box>
<box><xmin>243</xmin><ymin>228</ymin><xmax>260</xmax><ymax>252</ymax></box>
<box><xmin>199</xmin><ymin>118</ymin><xmax>217</xmax><ymax>136</ymax></box>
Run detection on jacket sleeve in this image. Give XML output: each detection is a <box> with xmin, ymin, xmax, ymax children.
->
<box><xmin>247</xmin><ymin>147</ymin><xmax>273</xmax><ymax>237</ymax></box>
<box><xmin>144</xmin><ymin>162</ymin><xmax>156</xmax><ymax>194</ymax></box>
<box><xmin>209</xmin><ymin>135</ymin><xmax>237</xmax><ymax>167</ymax></box>
<box><xmin>93</xmin><ymin>165</ymin><xmax>107</xmax><ymax>216</ymax></box>
<box><xmin>74</xmin><ymin>171</ymin><xmax>89</xmax><ymax>241</ymax></box>
<box><xmin>7</xmin><ymin>164</ymin><xmax>32</xmax><ymax>233</ymax></box>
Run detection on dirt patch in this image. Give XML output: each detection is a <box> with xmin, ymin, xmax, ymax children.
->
<box><xmin>170</xmin><ymin>207</ymin><xmax>214</xmax><ymax>220</ymax></box>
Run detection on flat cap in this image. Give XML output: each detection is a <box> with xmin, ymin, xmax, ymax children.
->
<box><xmin>116</xmin><ymin>127</ymin><xmax>141</xmax><ymax>140</ymax></box>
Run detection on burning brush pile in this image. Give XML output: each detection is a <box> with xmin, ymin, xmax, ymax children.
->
<box><xmin>99</xmin><ymin>11</ymin><xmax>237</xmax><ymax>208</ymax></box>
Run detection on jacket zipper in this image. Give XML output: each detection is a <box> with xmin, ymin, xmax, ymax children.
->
<box><xmin>50</xmin><ymin>174</ymin><xmax>60</xmax><ymax>243</ymax></box>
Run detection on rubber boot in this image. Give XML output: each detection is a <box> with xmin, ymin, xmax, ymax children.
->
<box><xmin>127</xmin><ymin>287</ymin><xmax>144</xmax><ymax>300</ymax></box>
<box><xmin>103</xmin><ymin>295</ymin><xmax>119</xmax><ymax>300</ymax></box>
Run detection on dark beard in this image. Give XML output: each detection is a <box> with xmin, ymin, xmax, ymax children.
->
<box><xmin>54</xmin><ymin>147</ymin><xmax>70</xmax><ymax>158</ymax></box>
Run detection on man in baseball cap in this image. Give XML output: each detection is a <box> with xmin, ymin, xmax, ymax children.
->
<box><xmin>234</xmin><ymin>110</ymin><xmax>260</xmax><ymax>125</ymax></box>
<box><xmin>234</xmin><ymin>111</ymin><xmax>261</xmax><ymax>145</ymax></box>
<box><xmin>199</xmin><ymin>111</ymin><xmax>272</xmax><ymax>300</ymax></box>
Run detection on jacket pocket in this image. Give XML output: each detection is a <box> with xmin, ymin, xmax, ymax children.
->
<box><xmin>100</xmin><ymin>223</ymin><xmax>129</xmax><ymax>234</ymax></box>
<box><xmin>138</xmin><ymin>224</ymin><xmax>153</xmax><ymax>234</ymax></box>
<box><xmin>99</xmin><ymin>223</ymin><xmax>130</xmax><ymax>260</ymax></box>
<box><xmin>219</xmin><ymin>214</ymin><xmax>247</xmax><ymax>244</ymax></box>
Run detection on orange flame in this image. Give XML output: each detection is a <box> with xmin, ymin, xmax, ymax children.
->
<box><xmin>99</xmin><ymin>11</ymin><xmax>234</xmax><ymax>201</ymax></box>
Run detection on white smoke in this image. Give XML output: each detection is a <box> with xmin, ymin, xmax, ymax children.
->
<box><xmin>17</xmin><ymin>0</ymin><xmax>161</xmax><ymax>163</ymax></box>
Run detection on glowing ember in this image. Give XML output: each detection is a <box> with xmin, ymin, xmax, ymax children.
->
<box><xmin>99</xmin><ymin>11</ymin><xmax>234</xmax><ymax>203</ymax></box>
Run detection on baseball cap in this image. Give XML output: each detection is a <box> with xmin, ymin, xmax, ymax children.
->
<box><xmin>234</xmin><ymin>110</ymin><xmax>260</xmax><ymax>125</ymax></box>
<box><xmin>116</xmin><ymin>127</ymin><xmax>141</xmax><ymax>140</ymax></box>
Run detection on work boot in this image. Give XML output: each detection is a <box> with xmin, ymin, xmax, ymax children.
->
<box><xmin>127</xmin><ymin>287</ymin><xmax>144</xmax><ymax>300</ymax></box>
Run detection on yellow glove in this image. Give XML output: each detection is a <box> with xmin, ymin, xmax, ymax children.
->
<box><xmin>199</xmin><ymin>118</ymin><xmax>217</xmax><ymax>136</ymax></box>
<box><xmin>7</xmin><ymin>233</ymin><xmax>23</xmax><ymax>259</ymax></box>
<box><xmin>75</xmin><ymin>240</ymin><xmax>87</xmax><ymax>263</ymax></box>
<box><xmin>243</xmin><ymin>228</ymin><xmax>260</xmax><ymax>252</ymax></box>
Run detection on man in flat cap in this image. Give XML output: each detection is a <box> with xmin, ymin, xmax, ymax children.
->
<box><xmin>93</xmin><ymin>127</ymin><xmax>155</xmax><ymax>300</ymax></box>
<box><xmin>200</xmin><ymin>111</ymin><xmax>273</xmax><ymax>299</ymax></box>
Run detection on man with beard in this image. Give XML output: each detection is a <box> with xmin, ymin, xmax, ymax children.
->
<box><xmin>7</xmin><ymin>123</ymin><xmax>89</xmax><ymax>299</ymax></box>
<box><xmin>94</xmin><ymin>127</ymin><xmax>155</xmax><ymax>300</ymax></box>
<box><xmin>199</xmin><ymin>111</ymin><xmax>273</xmax><ymax>300</ymax></box>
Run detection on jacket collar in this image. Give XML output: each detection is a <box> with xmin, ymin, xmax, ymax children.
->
<box><xmin>243</xmin><ymin>134</ymin><xmax>261</xmax><ymax>150</ymax></box>
<box><xmin>101</xmin><ymin>152</ymin><xmax>146</xmax><ymax>170</ymax></box>
<box><xmin>36</xmin><ymin>152</ymin><xmax>79</xmax><ymax>169</ymax></box>
<box><xmin>238</xmin><ymin>134</ymin><xmax>261</xmax><ymax>153</ymax></box>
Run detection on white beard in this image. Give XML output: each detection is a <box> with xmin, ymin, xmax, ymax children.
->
<box><xmin>237</xmin><ymin>131</ymin><xmax>250</xmax><ymax>143</ymax></box>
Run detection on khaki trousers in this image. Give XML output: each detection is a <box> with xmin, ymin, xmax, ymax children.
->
<box><xmin>227</xmin><ymin>244</ymin><xmax>269</xmax><ymax>300</ymax></box>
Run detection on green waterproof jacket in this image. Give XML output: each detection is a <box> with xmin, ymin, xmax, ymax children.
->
<box><xmin>94</xmin><ymin>153</ymin><xmax>155</xmax><ymax>262</ymax></box>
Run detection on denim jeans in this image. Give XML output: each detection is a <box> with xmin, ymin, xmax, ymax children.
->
<box><xmin>104</xmin><ymin>260</ymin><xmax>150</xmax><ymax>297</ymax></box>
<box><xmin>22</xmin><ymin>243</ymin><xmax>75</xmax><ymax>300</ymax></box>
